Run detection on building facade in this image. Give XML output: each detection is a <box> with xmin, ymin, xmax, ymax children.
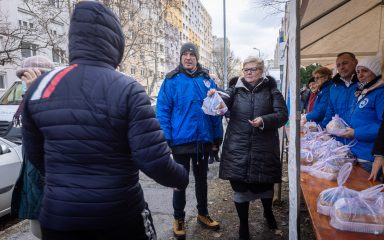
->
<box><xmin>0</xmin><ymin>0</ymin><xmax>72</xmax><ymax>95</ymax></box>
<box><xmin>0</xmin><ymin>0</ymin><xmax>213</xmax><ymax>97</ymax></box>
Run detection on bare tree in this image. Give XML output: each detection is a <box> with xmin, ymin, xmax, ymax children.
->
<box><xmin>211</xmin><ymin>49</ymin><xmax>241</xmax><ymax>88</ymax></box>
<box><xmin>100</xmin><ymin>0</ymin><xmax>181</xmax><ymax>95</ymax></box>
<box><xmin>0</xmin><ymin>0</ymin><xmax>70</xmax><ymax>66</ymax></box>
<box><xmin>254</xmin><ymin>0</ymin><xmax>289</xmax><ymax>14</ymax></box>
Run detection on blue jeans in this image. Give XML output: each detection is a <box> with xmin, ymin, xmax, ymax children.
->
<box><xmin>173</xmin><ymin>153</ymin><xmax>209</xmax><ymax>219</ymax></box>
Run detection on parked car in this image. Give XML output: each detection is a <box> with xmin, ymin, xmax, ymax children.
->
<box><xmin>0</xmin><ymin>81</ymin><xmax>22</xmax><ymax>136</ymax></box>
<box><xmin>0</xmin><ymin>137</ymin><xmax>22</xmax><ymax>217</ymax></box>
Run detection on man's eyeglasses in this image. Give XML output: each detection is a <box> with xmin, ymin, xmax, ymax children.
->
<box><xmin>242</xmin><ymin>67</ymin><xmax>261</xmax><ymax>73</ymax></box>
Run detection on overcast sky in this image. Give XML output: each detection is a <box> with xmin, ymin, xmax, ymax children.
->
<box><xmin>201</xmin><ymin>0</ymin><xmax>283</xmax><ymax>61</ymax></box>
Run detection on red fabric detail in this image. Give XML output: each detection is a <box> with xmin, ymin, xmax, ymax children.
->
<box><xmin>42</xmin><ymin>64</ymin><xmax>77</xmax><ymax>99</ymax></box>
<box><xmin>306</xmin><ymin>92</ymin><xmax>317</xmax><ymax>113</ymax></box>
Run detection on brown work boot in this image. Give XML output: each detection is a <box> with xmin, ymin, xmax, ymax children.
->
<box><xmin>173</xmin><ymin>219</ymin><xmax>186</xmax><ymax>239</ymax></box>
<box><xmin>197</xmin><ymin>214</ymin><xmax>220</xmax><ymax>230</ymax></box>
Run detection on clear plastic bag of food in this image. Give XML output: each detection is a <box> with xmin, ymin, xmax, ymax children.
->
<box><xmin>330</xmin><ymin>184</ymin><xmax>384</xmax><ymax>234</ymax></box>
<box><xmin>326</xmin><ymin>114</ymin><xmax>349</xmax><ymax>136</ymax></box>
<box><xmin>202</xmin><ymin>91</ymin><xmax>228</xmax><ymax>116</ymax></box>
<box><xmin>300</xmin><ymin>148</ymin><xmax>314</xmax><ymax>172</ymax></box>
<box><xmin>317</xmin><ymin>163</ymin><xmax>358</xmax><ymax>216</ymax></box>
<box><xmin>302</xmin><ymin>121</ymin><xmax>322</xmax><ymax>134</ymax></box>
<box><xmin>308</xmin><ymin>160</ymin><xmax>341</xmax><ymax>180</ymax></box>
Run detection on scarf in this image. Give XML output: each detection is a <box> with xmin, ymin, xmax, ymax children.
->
<box><xmin>355</xmin><ymin>75</ymin><xmax>381</xmax><ymax>101</ymax></box>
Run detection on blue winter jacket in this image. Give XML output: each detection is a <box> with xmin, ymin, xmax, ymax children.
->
<box><xmin>350</xmin><ymin>84</ymin><xmax>384</xmax><ymax>161</ymax></box>
<box><xmin>322</xmin><ymin>74</ymin><xmax>358</xmax><ymax>128</ymax></box>
<box><xmin>306</xmin><ymin>80</ymin><xmax>332</xmax><ymax>125</ymax></box>
<box><xmin>156</xmin><ymin>66</ymin><xmax>223</xmax><ymax>147</ymax></box>
<box><xmin>22</xmin><ymin>1</ymin><xmax>188</xmax><ymax>231</ymax></box>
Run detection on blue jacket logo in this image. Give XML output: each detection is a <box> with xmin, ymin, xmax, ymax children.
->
<box><xmin>203</xmin><ymin>79</ymin><xmax>211</xmax><ymax>88</ymax></box>
<box><xmin>359</xmin><ymin>98</ymin><xmax>369</xmax><ymax>108</ymax></box>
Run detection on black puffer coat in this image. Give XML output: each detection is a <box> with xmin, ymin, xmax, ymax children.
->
<box><xmin>220</xmin><ymin>76</ymin><xmax>288</xmax><ymax>183</ymax></box>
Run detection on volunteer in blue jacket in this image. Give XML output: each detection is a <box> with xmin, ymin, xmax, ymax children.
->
<box><xmin>322</xmin><ymin>52</ymin><xmax>358</xmax><ymax>130</ymax></box>
<box><xmin>22</xmin><ymin>2</ymin><xmax>188</xmax><ymax>239</ymax></box>
<box><xmin>339</xmin><ymin>55</ymin><xmax>384</xmax><ymax>176</ymax></box>
<box><xmin>301</xmin><ymin>67</ymin><xmax>332</xmax><ymax>126</ymax></box>
<box><xmin>156</xmin><ymin>42</ymin><xmax>223</xmax><ymax>238</ymax></box>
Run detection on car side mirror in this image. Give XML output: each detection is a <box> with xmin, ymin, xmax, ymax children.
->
<box><xmin>0</xmin><ymin>144</ymin><xmax>11</xmax><ymax>154</ymax></box>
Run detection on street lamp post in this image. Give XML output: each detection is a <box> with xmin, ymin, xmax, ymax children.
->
<box><xmin>253</xmin><ymin>47</ymin><xmax>260</xmax><ymax>58</ymax></box>
<box><xmin>223</xmin><ymin>0</ymin><xmax>228</xmax><ymax>89</ymax></box>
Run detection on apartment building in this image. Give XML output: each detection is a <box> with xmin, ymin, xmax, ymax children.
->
<box><xmin>0</xmin><ymin>0</ymin><xmax>72</xmax><ymax>95</ymax></box>
<box><xmin>0</xmin><ymin>0</ymin><xmax>214</xmax><ymax>97</ymax></box>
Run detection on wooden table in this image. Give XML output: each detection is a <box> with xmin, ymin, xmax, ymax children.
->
<box><xmin>300</xmin><ymin>166</ymin><xmax>383</xmax><ymax>240</ymax></box>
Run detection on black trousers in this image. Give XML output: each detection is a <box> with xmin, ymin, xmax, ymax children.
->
<box><xmin>41</xmin><ymin>205</ymin><xmax>156</xmax><ymax>240</ymax></box>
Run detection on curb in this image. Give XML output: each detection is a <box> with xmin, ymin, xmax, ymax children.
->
<box><xmin>0</xmin><ymin>220</ymin><xmax>28</xmax><ymax>238</ymax></box>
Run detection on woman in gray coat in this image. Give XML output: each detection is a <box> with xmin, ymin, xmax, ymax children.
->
<box><xmin>208</xmin><ymin>56</ymin><xmax>288</xmax><ymax>240</ymax></box>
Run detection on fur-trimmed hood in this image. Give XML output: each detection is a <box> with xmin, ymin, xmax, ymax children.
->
<box><xmin>235</xmin><ymin>75</ymin><xmax>278</xmax><ymax>91</ymax></box>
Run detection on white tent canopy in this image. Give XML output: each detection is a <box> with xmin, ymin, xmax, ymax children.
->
<box><xmin>284</xmin><ymin>1</ymin><xmax>384</xmax><ymax>239</ymax></box>
<box><xmin>300</xmin><ymin>0</ymin><xmax>384</xmax><ymax>66</ymax></box>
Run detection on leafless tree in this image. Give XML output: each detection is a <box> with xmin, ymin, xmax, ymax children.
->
<box><xmin>254</xmin><ymin>0</ymin><xmax>289</xmax><ymax>14</ymax></box>
<box><xmin>211</xmin><ymin>49</ymin><xmax>241</xmax><ymax>88</ymax></box>
<box><xmin>101</xmin><ymin>0</ymin><xmax>181</xmax><ymax>95</ymax></box>
<box><xmin>0</xmin><ymin>0</ymin><xmax>69</xmax><ymax>66</ymax></box>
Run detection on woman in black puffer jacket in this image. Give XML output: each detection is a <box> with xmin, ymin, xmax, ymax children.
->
<box><xmin>210</xmin><ymin>56</ymin><xmax>288</xmax><ymax>240</ymax></box>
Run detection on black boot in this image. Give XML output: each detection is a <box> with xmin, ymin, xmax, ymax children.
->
<box><xmin>261</xmin><ymin>198</ymin><xmax>277</xmax><ymax>229</ymax></box>
<box><xmin>208</xmin><ymin>150</ymin><xmax>214</xmax><ymax>164</ymax></box>
<box><xmin>234</xmin><ymin>201</ymin><xmax>250</xmax><ymax>240</ymax></box>
<box><xmin>213</xmin><ymin>150</ymin><xmax>220</xmax><ymax>162</ymax></box>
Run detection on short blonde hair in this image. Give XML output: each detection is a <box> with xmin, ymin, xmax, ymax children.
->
<box><xmin>242</xmin><ymin>56</ymin><xmax>264</xmax><ymax>71</ymax></box>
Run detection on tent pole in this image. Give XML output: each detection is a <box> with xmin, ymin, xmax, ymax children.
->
<box><xmin>288</xmin><ymin>0</ymin><xmax>300</xmax><ymax>239</ymax></box>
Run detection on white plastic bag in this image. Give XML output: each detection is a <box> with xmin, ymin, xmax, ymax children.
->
<box><xmin>202</xmin><ymin>91</ymin><xmax>228</xmax><ymax>116</ymax></box>
<box><xmin>317</xmin><ymin>163</ymin><xmax>358</xmax><ymax>216</ymax></box>
<box><xmin>302</xmin><ymin>121</ymin><xmax>322</xmax><ymax>134</ymax></box>
<box><xmin>330</xmin><ymin>184</ymin><xmax>384</xmax><ymax>234</ymax></box>
<box><xmin>326</xmin><ymin>114</ymin><xmax>349</xmax><ymax>136</ymax></box>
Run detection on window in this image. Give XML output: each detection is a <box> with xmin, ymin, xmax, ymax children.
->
<box><xmin>20</xmin><ymin>42</ymin><xmax>37</xmax><ymax>58</ymax></box>
<box><xmin>131</xmin><ymin>67</ymin><xmax>136</xmax><ymax>75</ymax></box>
<box><xmin>19</xmin><ymin>21</ymin><xmax>28</xmax><ymax>28</ymax></box>
<box><xmin>141</xmin><ymin>68</ymin><xmax>145</xmax><ymax>76</ymax></box>
<box><xmin>127</xmin><ymin>31</ymin><xmax>133</xmax><ymax>39</ymax></box>
<box><xmin>49</xmin><ymin>0</ymin><xmax>61</xmax><ymax>8</ymax></box>
<box><xmin>0</xmin><ymin>74</ymin><xmax>5</xmax><ymax>89</ymax></box>
<box><xmin>52</xmin><ymin>48</ymin><xmax>66</xmax><ymax>63</ymax></box>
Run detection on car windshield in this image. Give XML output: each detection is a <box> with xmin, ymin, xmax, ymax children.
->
<box><xmin>0</xmin><ymin>81</ymin><xmax>23</xmax><ymax>105</ymax></box>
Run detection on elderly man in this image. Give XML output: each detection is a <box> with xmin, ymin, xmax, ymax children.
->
<box><xmin>156</xmin><ymin>42</ymin><xmax>223</xmax><ymax>238</ymax></box>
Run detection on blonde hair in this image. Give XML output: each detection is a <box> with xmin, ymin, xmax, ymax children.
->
<box><xmin>242</xmin><ymin>56</ymin><xmax>264</xmax><ymax>72</ymax></box>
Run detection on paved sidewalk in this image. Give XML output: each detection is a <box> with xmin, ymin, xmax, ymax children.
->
<box><xmin>0</xmin><ymin>162</ymin><xmax>221</xmax><ymax>240</ymax></box>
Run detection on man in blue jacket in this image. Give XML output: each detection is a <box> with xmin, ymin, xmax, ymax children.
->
<box><xmin>322</xmin><ymin>52</ymin><xmax>358</xmax><ymax>131</ymax></box>
<box><xmin>156</xmin><ymin>42</ymin><xmax>223</xmax><ymax>238</ymax></box>
<box><xmin>22</xmin><ymin>2</ymin><xmax>188</xmax><ymax>239</ymax></box>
